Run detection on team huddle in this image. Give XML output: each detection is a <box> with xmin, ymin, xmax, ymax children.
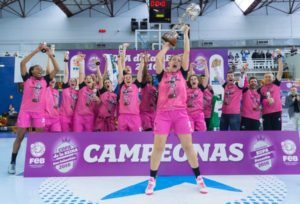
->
<box><xmin>8</xmin><ymin>25</ymin><xmax>283</xmax><ymax>195</ymax></box>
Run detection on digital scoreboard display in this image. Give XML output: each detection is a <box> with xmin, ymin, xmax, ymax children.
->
<box><xmin>149</xmin><ymin>0</ymin><xmax>172</xmax><ymax>23</ymax></box>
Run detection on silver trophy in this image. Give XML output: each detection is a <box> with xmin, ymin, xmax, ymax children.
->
<box><xmin>162</xmin><ymin>3</ymin><xmax>201</xmax><ymax>46</ymax></box>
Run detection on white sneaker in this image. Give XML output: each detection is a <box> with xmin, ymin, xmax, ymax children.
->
<box><xmin>145</xmin><ymin>177</ymin><xmax>156</xmax><ymax>195</ymax></box>
<box><xmin>8</xmin><ymin>164</ymin><xmax>16</xmax><ymax>174</ymax></box>
<box><xmin>196</xmin><ymin>176</ymin><xmax>208</xmax><ymax>194</ymax></box>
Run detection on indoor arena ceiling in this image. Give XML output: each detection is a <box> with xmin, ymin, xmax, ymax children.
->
<box><xmin>1</xmin><ymin>0</ymin><xmax>300</xmax><ymax>18</ymax></box>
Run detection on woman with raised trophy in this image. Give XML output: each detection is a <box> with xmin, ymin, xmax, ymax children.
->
<box><xmin>145</xmin><ymin>3</ymin><xmax>208</xmax><ymax>195</ymax></box>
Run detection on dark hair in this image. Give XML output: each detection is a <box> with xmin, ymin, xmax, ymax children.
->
<box><xmin>187</xmin><ymin>74</ymin><xmax>198</xmax><ymax>88</ymax></box>
<box><xmin>29</xmin><ymin>65</ymin><xmax>39</xmax><ymax>76</ymax></box>
<box><xmin>200</xmin><ymin>74</ymin><xmax>205</xmax><ymax>78</ymax></box>
<box><xmin>291</xmin><ymin>85</ymin><xmax>297</xmax><ymax>89</ymax></box>
<box><xmin>249</xmin><ymin>76</ymin><xmax>257</xmax><ymax>82</ymax></box>
<box><xmin>227</xmin><ymin>70</ymin><xmax>234</xmax><ymax>75</ymax></box>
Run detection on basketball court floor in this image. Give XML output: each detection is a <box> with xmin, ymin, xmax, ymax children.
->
<box><xmin>1</xmin><ymin>133</ymin><xmax>299</xmax><ymax>204</ymax></box>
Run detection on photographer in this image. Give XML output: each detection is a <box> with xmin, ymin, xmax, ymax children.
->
<box><xmin>285</xmin><ymin>85</ymin><xmax>300</xmax><ymax>131</ymax></box>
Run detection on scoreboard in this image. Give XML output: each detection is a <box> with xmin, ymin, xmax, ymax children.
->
<box><xmin>149</xmin><ymin>0</ymin><xmax>172</xmax><ymax>23</ymax></box>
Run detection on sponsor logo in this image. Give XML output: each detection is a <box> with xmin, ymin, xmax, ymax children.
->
<box><xmin>53</xmin><ymin>138</ymin><xmax>79</xmax><ymax>173</ymax></box>
<box><xmin>281</xmin><ymin>139</ymin><xmax>298</xmax><ymax>165</ymax></box>
<box><xmin>29</xmin><ymin>142</ymin><xmax>46</xmax><ymax>167</ymax></box>
<box><xmin>251</xmin><ymin>137</ymin><xmax>274</xmax><ymax>171</ymax></box>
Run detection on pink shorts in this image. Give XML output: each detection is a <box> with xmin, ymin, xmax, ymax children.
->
<box><xmin>118</xmin><ymin>114</ymin><xmax>142</xmax><ymax>131</ymax></box>
<box><xmin>17</xmin><ymin>111</ymin><xmax>45</xmax><ymax>128</ymax></box>
<box><xmin>60</xmin><ymin>115</ymin><xmax>73</xmax><ymax>132</ymax></box>
<box><xmin>73</xmin><ymin>114</ymin><xmax>94</xmax><ymax>132</ymax></box>
<box><xmin>140</xmin><ymin>111</ymin><xmax>156</xmax><ymax>130</ymax></box>
<box><xmin>188</xmin><ymin>112</ymin><xmax>207</xmax><ymax>131</ymax></box>
<box><xmin>154</xmin><ymin>109</ymin><xmax>192</xmax><ymax>135</ymax></box>
<box><xmin>94</xmin><ymin>116</ymin><xmax>116</xmax><ymax>131</ymax></box>
<box><xmin>45</xmin><ymin>117</ymin><xmax>62</xmax><ymax>132</ymax></box>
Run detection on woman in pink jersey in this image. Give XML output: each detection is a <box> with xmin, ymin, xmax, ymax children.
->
<box><xmin>201</xmin><ymin>78</ymin><xmax>214</xmax><ymax>130</ymax></box>
<box><xmin>117</xmin><ymin>50</ymin><xmax>143</xmax><ymax>131</ymax></box>
<box><xmin>44</xmin><ymin>78</ymin><xmax>61</xmax><ymax>132</ymax></box>
<box><xmin>60</xmin><ymin>51</ymin><xmax>78</xmax><ymax>132</ymax></box>
<box><xmin>44</xmin><ymin>56</ymin><xmax>61</xmax><ymax>132</ymax></box>
<box><xmin>186</xmin><ymin>59</ymin><xmax>209</xmax><ymax>131</ymax></box>
<box><xmin>241</xmin><ymin>76</ymin><xmax>261</xmax><ymax>130</ymax></box>
<box><xmin>8</xmin><ymin>44</ymin><xmax>59</xmax><ymax>174</ymax></box>
<box><xmin>94</xmin><ymin>57</ymin><xmax>118</xmax><ymax>131</ymax></box>
<box><xmin>140</xmin><ymin>53</ymin><xmax>158</xmax><ymax>131</ymax></box>
<box><xmin>258</xmin><ymin>56</ymin><xmax>283</xmax><ymax>130</ymax></box>
<box><xmin>73</xmin><ymin>57</ymin><xmax>101</xmax><ymax>132</ymax></box>
<box><xmin>145</xmin><ymin>25</ymin><xmax>207</xmax><ymax>195</ymax></box>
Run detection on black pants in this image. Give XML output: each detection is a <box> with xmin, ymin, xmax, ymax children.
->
<box><xmin>205</xmin><ymin>118</ymin><xmax>211</xmax><ymax>131</ymax></box>
<box><xmin>241</xmin><ymin>117</ymin><xmax>260</xmax><ymax>131</ymax></box>
<box><xmin>262</xmin><ymin>111</ymin><xmax>282</xmax><ymax>130</ymax></box>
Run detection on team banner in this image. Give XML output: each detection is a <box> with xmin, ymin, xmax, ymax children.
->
<box><xmin>24</xmin><ymin>131</ymin><xmax>300</xmax><ymax>177</ymax></box>
<box><xmin>68</xmin><ymin>49</ymin><xmax>228</xmax><ymax>85</ymax></box>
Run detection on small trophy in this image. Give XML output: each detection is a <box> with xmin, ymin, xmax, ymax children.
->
<box><xmin>162</xmin><ymin>3</ymin><xmax>201</xmax><ymax>46</ymax></box>
<box><xmin>41</xmin><ymin>42</ymin><xmax>47</xmax><ymax>53</ymax></box>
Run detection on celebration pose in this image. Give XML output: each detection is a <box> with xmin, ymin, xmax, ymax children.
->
<box><xmin>145</xmin><ymin>25</ymin><xmax>207</xmax><ymax>195</ymax></box>
<box><xmin>60</xmin><ymin>51</ymin><xmax>78</xmax><ymax>132</ymax></box>
<box><xmin>73</xmin><ymin>56</ymin><xmax>101</xmax><ymax>132</ymax></box>
<box><xmin>117</xmin><ymin>50</ymin><xmax>143</xmax><ymax>131</ymax></box>
<box><xmin>186</xmin><ymin>59</ymin><xmax>209</xmax><ymax>131</ymax></box>
<box><xmin>258</xmin><ymin>56</ymin><xmax>283</xmax><ymax>130</ymax></box>
<box><xmin>44</xmin><ymin>55</ymin><xmax>61</xmax><ymax>132</ymax></box>
<box><xmin>8</xmin><ymin>44</ymin><xmax>59</xmax><ymax>174</ymax></box>
<box><xmin>215</xmin><ymin>68</ymin><xmax>245</xmax><ymax>130</ymax></box>
<box><xmin>94</xmin><ymin>56</ymin><xmax>118</xmax><ymax>131</ymax></box>
<box><xmin>241</xmin><ymin>76</ymin><xmax>261</xmax><ymax>130</ymax></box>
<box><xmin>140</xmin><ymin>52</ymin><xmax>158</xmax><ymax>131</ymax></box>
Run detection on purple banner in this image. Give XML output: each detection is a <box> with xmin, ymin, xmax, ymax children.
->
<box><xmin>68</xmin><ymin>49</ymin><xmax>228</xmax><ymax>78</ymax></box>
<box><xmin>24</xmin><ymin>131</ymin><xmax>300</xmax><ymax>177</ymax></box>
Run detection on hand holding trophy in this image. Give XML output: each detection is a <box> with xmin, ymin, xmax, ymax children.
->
<box><xmin>162</xmin><ymin>3</ymin><xmax>200</xmax><ymax>47</ymax></box>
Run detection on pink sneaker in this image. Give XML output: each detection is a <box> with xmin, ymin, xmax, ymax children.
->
<box><xmin>145</xmin><ymin>177</ymin><xmax>156</xmax><ymax>195</ymax></box>
<box><xmin>196</xmin><ymin>176</ymin><xmax>208</xmax><ymax>194</ymax></box>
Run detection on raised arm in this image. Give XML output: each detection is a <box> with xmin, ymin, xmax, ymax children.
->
<box><xmin>238</xmin><ymin>70</ymin><xmax>246</xmax><ymax>88</ymax></box>
<box><xmin>137</xmin><ymin>52</ymin><xmax>147</xmax><ymax>83</ymax></box>
<box><xmin>103</xmin><ymin>55</ymin><xmax>108</xmax><ymax>80</ymax></box>
<box><xmin>202</xmin><ymin>59</ymin><xmax>209</xmax><ymax>87</ymax></box>
<box><xmin>63</xmin><ymin>52</ymin><xmax>69</xmax><ymax>84</ymax></box>
<box><xmin>117</xmin><ymin>55</ymin><xmax>124</xmax><ymax>84</ymax></box>
<box><xmin>20</xmin><ymin>44</ymin><xmax>44</xmax><ymax>76</ymax></box>
<box><xmin>96</xmin><ymin>61</ymin><xmax>103</xmax><ymax>90</ymax></box>
<box><xmin>276</xmin><ymin>57</ymin><xmax>283</xmax><ymax>81</ymax></box>
<box><xmin>155</xmin><ymin>42</ymin><xmax>171</xmax><ymax>74</ymax></box>
<box><xmin>187</xmin><ymin>63</ymin><xmax>196</xmax><ymax>79</ymax></box>
<box><xmin>78</xmin><ymin>54</ymin><xmax>85</xmax><ymax>84</ymax></box>
<box><xmin>46</xmin><ymin>48</ymin><xmax>59</xmax><ymax>80</ymax></box>
<box><xmin>181</xmin><ymin>25</ymin><xmax>190</xmax><ymax>71</ymax></box>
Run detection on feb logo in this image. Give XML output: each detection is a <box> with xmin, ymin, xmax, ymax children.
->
<box><xmin>30</xmin><ymin>142</ymin><xmax>46</xmax><ymax>157</ymax></box>
<box><xmin>281</xmin><ymin>140</ymin><xmax>296</xmax><ymax>155</ymax></box>
<box><xmin>281</xmin><ymin>139</ymin><xmax>298</xmax><ymax>164</ymax></box>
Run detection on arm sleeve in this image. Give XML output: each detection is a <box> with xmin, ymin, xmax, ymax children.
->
<box><xmin>134</xmin><ymin>80</ymin><xmax>143</xmax><ymax>88</ymax></box>
<box><xmin>199</xmin><ymin>84</ymin><xmax>206</xmax><ymax>92</ymax></box>
<box><xmin>273</xmin><ymin>78</ymin><xmax>281</xmax><ymax>86</ymax></box>
<box><xmin>180</xmin><ymin>68</ymin><xmax>188</xmax><ymax>80</ymax></box>
<box><xmin>79</xmin><ymin>82</ymin><xmax>86</xmax><ymax>90</ymax></box>
<box><xmin>242</xmin><ymin>87</ymin><xmax>249</xmax><ymax>93</ymax></box>
<box><xmin>21</xmin><ymin>73</ymin><xmax>30</xmax><ymax>82</ymax></box>
<box><xmin>44</xmin><ymin>74</ymin><xmax>52</xmax><ymax>86</ymax></box>
<box><xmin>99</xmin><ymin>87</ymin><xmax>106</xmax><ymax>94</ymax></box>
<box><xmin>156</xmin><ymin>71</ymin><xmax>164</xmax><ymax>83</ymax></box>
<box><xmin>62</xmin><ymin>83</ymin><xmax>70</xmax><ymax>89</ymax></box>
